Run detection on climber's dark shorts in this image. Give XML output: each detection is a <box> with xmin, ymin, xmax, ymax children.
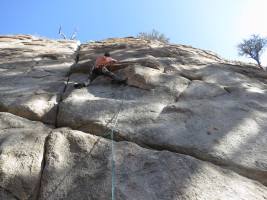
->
<box><xmin>89</xmin><ymin>66</ymin><xmax>123</xmax><ymax>84</ymax></box>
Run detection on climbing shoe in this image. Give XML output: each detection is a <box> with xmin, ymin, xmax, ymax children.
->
<box><xmin>74</xmin><ymin>83</ymin><xmax>85</xmax><ymax>89</ymax></box>
<box><xmin>119</xmin><ymin>77</ymin><xmax>128</xmax><ymax>85</ymax></box>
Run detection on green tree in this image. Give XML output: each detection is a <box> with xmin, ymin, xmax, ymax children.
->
<box><xmin>237</xmin><ymin>34</ymin><xmax>267</xmax><ymax>70</ymax></box>
<box><xmin>137</xmin><ymin>29</ymin><xmax>170</xmax><ymax>43</ymax></box>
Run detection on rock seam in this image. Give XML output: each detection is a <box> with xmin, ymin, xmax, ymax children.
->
<box><xmin>44</xmin><ymin>41</ymin><xmax>267</xmax><ymax>189</ymax></box>
<box><xmin>0</xmin><ymin>185</ymin><xmax>20</xmax><ymax>200</ymax></box>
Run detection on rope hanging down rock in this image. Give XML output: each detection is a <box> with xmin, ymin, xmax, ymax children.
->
<box><xmin>109</xmin><ymin>93</ymin><xmax>125</xmax><ymax>200</ymax></box>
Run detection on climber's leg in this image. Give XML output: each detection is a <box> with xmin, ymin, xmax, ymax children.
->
<box><xmin>100</xmin><ymin>67</ymin><xmax>127</xmax><ymax>84</ymax></box>
<box><xmin>74</xmin><ymin>67</ymin><xmax>100</xmax><ymax>89</ymax></box>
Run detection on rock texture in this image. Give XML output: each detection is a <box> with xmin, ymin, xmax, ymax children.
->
<box><xmin>38</xmin><ymin>128</ymin><xmax>267</xmax><ymax>200</ymax></box>
<box><xmin>0</xmin><ymin>112</ymin><xmax>52</xmax><ymax>200</ymax></box>
<box><xmin>0</xmin><ymin>35</ymin><xmax>267</xmax><ymax>200</ymax></box>
<box><xmin>0</xmin><ymin>35</ymin><xmax>80</xmax><ymax>125</ymax></box>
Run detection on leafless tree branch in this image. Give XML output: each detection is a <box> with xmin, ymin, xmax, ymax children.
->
<box><xmin>59</xmin><ymin>26</ymin><xmax>79</xmax><ymax>40</ymax></box>
<box><xmin>70</xmin><ymin>28</ymin><xmax>79</xmax><ymax>40</ymax></box>
<box><xmin>58</xmin><ymin>26</ymin><xmax>67</xmax><ymax>40</ymax></box>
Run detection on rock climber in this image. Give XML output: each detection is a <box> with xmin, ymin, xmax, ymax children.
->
<box><xmin>74</xmin><ymin>52</ymin><xmax>127</xmax><ymax>89</ymax></box>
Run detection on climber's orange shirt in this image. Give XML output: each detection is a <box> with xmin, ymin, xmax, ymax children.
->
<box><xmin>94</xmin><ymin>56</ymin><xmax>117</xmax><ymax>68</ymax></box>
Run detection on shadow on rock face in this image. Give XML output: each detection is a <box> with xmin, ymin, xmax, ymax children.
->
<box><xmin>1</xmin><ymin>35</ymin><xmax>267</xmax><ymax>199</ymax></box>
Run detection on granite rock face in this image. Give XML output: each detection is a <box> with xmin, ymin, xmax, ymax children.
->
<box><xmin>0</xmin><ymin>35</ymin><xmax>80</xmax><ymax>125</ymax></box>
<box><xmin>0</xmin><ymin>35</ymin><xmax>267</xmax><ymax>200</ymax></box>
<box><xmin>38</xmin><ymin>128</ymin><xmax>267</xmax><ymax>200</ymax></box>
<box><xmin>59</xmin><ymin>37</ymin><xmax>267</xmax><ymax>186</ymax></box>
<box><xmin>0</xmin><ymin>112</ymin><xmax>52</xmax><ymax>200</ymax></box>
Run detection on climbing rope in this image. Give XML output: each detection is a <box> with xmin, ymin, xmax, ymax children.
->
<box><xmin>44</xmin><ymin>87</ymin><xmax>126</xmax><ymax>200</ymax></box>
<box><xmin>109</xmin><ymin>92</ymin><xmax>125</xmax><ymax>200</ymax></box>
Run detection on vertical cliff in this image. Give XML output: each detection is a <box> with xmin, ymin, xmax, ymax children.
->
<box><xmin>0</xmin><ymin>35</ymin><xmax>267</xmax><ymax>200</ymax></box>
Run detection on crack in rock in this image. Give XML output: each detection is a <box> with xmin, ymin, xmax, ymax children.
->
<box><xmin>41</xmin><ymin>133</ymin><xmax>104</xmax><ymax>200</ymax></box>
<box><xmin>36</xmin><ymin>131</ymin><xmax>51</xmax><ymax>200</ymax></box>
<box><xmin>0</xmin><ymin>186</ymin><xmax>20</xmax><ymax>200</ymax></box>
<box><xmin>1</xmin><ymin>36</ymin><xmax>267</xmax><ymax>199</ymax></box>
<box><xmin>55</xmin><ymin>43</ymin><xmax>81</xmax><ymax>128</ymax></box>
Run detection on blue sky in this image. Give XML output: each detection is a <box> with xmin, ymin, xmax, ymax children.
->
<box><xmin>1</xmin><ymin>0</ymin><xmax>267</xmax><ymax>65</ymax></box>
